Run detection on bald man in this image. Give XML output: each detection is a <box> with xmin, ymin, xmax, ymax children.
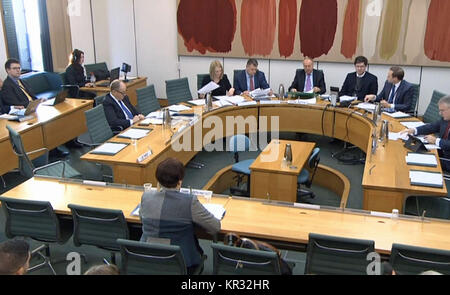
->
<box><xmin>289</xmin><ymin>57</ymin><xmax>326</xmax><ymax>95</ymax></box>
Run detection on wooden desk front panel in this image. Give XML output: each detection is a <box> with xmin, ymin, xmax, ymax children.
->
<box><xmin>250</xmin><ymin>171</ymin><xmax>298</xmax><ymax>202</ymax></box>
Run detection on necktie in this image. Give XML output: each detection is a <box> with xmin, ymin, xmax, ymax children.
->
<box><xmin>305</xmin><ymin>74</ymin><xmax>312</xmax><ymax>92</ymax></box>
<box><xmin>119</xmin><ymin>100</ymin><xmax>133</xmax><ymax>120</ymax></box>
<box><xmin>18</xmin><ymin>80</ymin><xmax>33</xmax><ymax>102</ymax></box>
<box><xmin>444</xmin><ymin>122</ymin><xmax>450</xmax><ymax>140</ymax></box>
<box><xmin>388</xmin><ymin>85</ymin><xmax>397</xmax><ymax>104</ymax></box>
<box><xmin>250</xmin><ymin>76</ymin><xmax>255</xmax><ymax>91</ymax></box>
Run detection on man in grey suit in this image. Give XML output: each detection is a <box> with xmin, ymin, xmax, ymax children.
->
<box><xmin>402</xmin><ymin>95</ymin><xmax>450</xmax><ymax>171</ymax></box>
<box><xmin>139</xmin><ymin>158</ymin><xmax>221</xmax><ymax>274</ymax></box>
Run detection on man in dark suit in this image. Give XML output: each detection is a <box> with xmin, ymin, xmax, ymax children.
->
<box><xmin>365</xmin><ymin>66</ymin><xmax>414</xmax><ymax>112</ymax></box>
<box><xmin>339</xmin><ymin>56</ymin><xmax>378</xmax><ymax>101</ymax></box>
<box><xmin>234</xmin><ymin>59</ymin><xmax>272</xmax><ymax>96</ymax></box>
<box><xmin>402</xmin><ymin>95</ymin><xmax>450</xmax><ymax>171</ymax></box>
<box><xmin>289</xmin><ymin>57</ymin><xmax>326</xmax><ymax>95</ymax></box>
<box><xmin>140</xmin><ymin>158</ymin><xmax>221</xmax><ymax>275</ymax></box>
<box><xmin>2</xmin><ymin>59</ymin><xmax>39</xmax><ymax>109</ymax></box>
<box><xmin>103</xmin><ymin>80</ymin><xmax>144</xmax><ymax>130</ymax></box>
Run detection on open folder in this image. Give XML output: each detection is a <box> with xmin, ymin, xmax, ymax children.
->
<box><xmin>90</xmin><ymin>142</ymin><xmax>129</xmax><ymax>156</ymax></box>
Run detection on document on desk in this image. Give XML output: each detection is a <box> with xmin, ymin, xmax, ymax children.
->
<box><xmin>90</xmin><ymin>142</ymin><xmax>129</xmax><ymax>156</ymax></box>
<box><xmin>425</xmin><ymin>144</ymin><xmax>441</xmax><ymax>150</ymax></box>
<box><xmin>339</xmin><ymin>95</ymin><xmax>357</xmax><ymax>102</ymax></box>
<box><xmin>214</xmin><ymin>99</ymin><xmax>233</xmax><ymax>108</ymax></box>
<box><xmin>389</xmin><ymin>132</ymin><xmax>409</xmax><ymax>141</ymax></box>
<box><xmin>259</xmin><ymin>100</ymin><xmax>281</xmax><ymax>105</ymax></box>
<box><xmin>238</xmin><ymin>101</ymin><xmax>258</xmax><ymax>107</ymax></box>
<box><xmin>187</xmin><ymin>99</ymin><xmax>206</xmax><ymax>106</ymax></box>
<box><xmin>250</xmin><ymin>88</ymin><xmax>272</xmax><ymax>99</ymax></box>
<box><xmin>410</xmin><ymin>170</ymin><xmax>443</xmax><ymax>188</ymax></box>
<box><xmin>355</xmin><ymin>103</ymin><xmax>377</xmax><ymax>111</ymax></box>
<box><xmin>117</xmin><ymin>128</ymin><xmax>151</xmax><ymax>139</ymax></box>
<box><xmin>168</xmin><ymin>104</ymin><xmax>192</xmax><ymax>112</ymax></box>
<box><xmin>202</xmin><ymin>204</ymin><xmax>226</xmax><ymax>220</ymax></box>
<box><xmin>383</xmin><ymin>111</ymin><xmax>411</xmax><ymax>119</ymax></box>
<box><xmin>405</xmin><ymin>153</ymin><xmax>438</xmax><ymax>167</ymax></box>
<box><xmin>400</xmin><ymin>121</ymin><xmax>426</xmax><ymax>129</ymax></box>
<box><xmin>198</xmin><ymin>81</ymin><xmax>219</xmax><ymax>95</ymax></box>
<box><xmin>139</xmin><ymin>118</ymin><xmax>163</xmax><ymax>126</ymax></box>
<box><xmin>297</xmin><ymin>98</ymin><xmax>317</xmax><ymax>105</ymax></box>
<box><xmin>225</xmin><ymin>95</ymin><xmax>246</xmax><ymax>105</ymax></box>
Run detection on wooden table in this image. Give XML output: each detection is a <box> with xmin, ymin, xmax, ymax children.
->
<box><xmin>0</xmin><ymin>99</ymin><xmax>93</xmax><ymax>176</ymax></box>
<box><xmin>2</xmin><ymin>177</ymin><xmax>450</xmax><ymax>255</ymax></box>
<box><xmin>249</xmin><ymin>140</ymin><xmax>315</xmax><ymax>202</ymax></box>
<box><xmin>80</xmin><ymin>77</ymin><xmax>147</xmax><ymax>106</ymax></box>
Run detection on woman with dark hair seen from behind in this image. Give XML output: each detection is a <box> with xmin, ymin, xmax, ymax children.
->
<box><xmin>65</xmin><ymin>49</ymin><xmax>96</xmax><ymax>99</ymax></box>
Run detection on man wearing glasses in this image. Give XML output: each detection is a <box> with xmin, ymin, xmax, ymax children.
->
<box><xmin>103</xmin><ymin>79</ymin><xmax>144</xmax><ymax>130</ymax></box>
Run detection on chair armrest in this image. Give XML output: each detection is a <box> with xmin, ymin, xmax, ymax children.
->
<box><xmin>33</xmin><ymin>161</ymin><xmax>66</xmax><ymax>178</ymax></box>
<box><xmin>26</xmin><ymin>147</ymin><xmax>49</xmax><ymax>156</ymax></box>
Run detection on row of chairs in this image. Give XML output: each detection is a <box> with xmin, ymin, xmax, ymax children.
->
<box><xmin>1</xmin><ymin>194</ymin><xmax>449</xmax><ymax>275</ymax></box>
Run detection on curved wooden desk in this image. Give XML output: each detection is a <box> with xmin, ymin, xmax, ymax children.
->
<box><xmin>80</xmin><ymin>99</ymin><xmax>447</xmax><ymax>213</ymax></box>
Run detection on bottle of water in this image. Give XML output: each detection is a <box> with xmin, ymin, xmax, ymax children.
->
<box><xmin>90</xmin><ymin>73</ymin><xmax>96</xmax><ymax>84</ymax></box>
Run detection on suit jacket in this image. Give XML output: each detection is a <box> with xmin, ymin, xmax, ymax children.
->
<box><xmin>201</xmin><ymin>74</ymin><xmax>232</xmax><ymax>97</ymax></box>
<box><xmin>103</xmin><ymin>93</ymin><xmax>140</xmax><ymax>130</ymax></box>
<box><xmin>233</xmin><ymin>70</ymin><xmax>270</xmax><ymax>95</ymax></box>
<box><xmin>140</xmin><ymin>189</ymin><xmax>221</xmax><ymax>268</ymax></box>
<box><xmin>376</xmin><ymin>80</ymin><xmax>414</xmax><ymax>112</ymax></box>
<box><xmin>289</xmin><ymin>69</ymin><xmax>326</xmax><ymax>95</ymax></box>
<box><xmin>417</xmin><ymin>119</ymin><xmax>450</xmax><ymax>171</ymax></box>
<box><xmin>0</xmin><ymin>91</ymin><xmax>9</xmax><ymax>114</ymax></box>
<box><xmin>339</xmin><ymin>72</ymin><xmax>378</xmax><ymax>101</ymax></box>
<box><xmin>1</xmin><ymin>76</ymin><xmax>38</xmax><ymax>108</ymax></box>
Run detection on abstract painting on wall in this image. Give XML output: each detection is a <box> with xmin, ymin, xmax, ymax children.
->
<box><xmin>177</xmin><ymin>0</ymin><xmax>450</xmax><ymax>67</ymax></box>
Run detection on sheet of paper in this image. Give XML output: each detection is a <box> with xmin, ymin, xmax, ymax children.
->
<box><xmin>168</xmin><ymin>104</ymin><xmax>192</xmax><ymax>112</ymax></box>
<box><xmin>140</xmin><ymin>118</ymin><xmax>163</xmax><ymax>125</ymax></box>
<box><xmin>383</xmin><ymin>111</ymin><xmax>410</xmax><ymax>119</ymax></box>
<box><xmin>198</xmin><ymin>81</ymin><xmax>219</xmax><ymax>95</ymax></box>
<box><xmin>250</xmin><ymin>88</ymin><xmax>271</xmax><ymax>98</ymax></box>
<box><xmin>238</xmin><ymin>101</ymin><xmax>258</xmax><ymax>107</ymax></box>
<box><xmin>188</xmin><ymin>99</ymin><xmax>206</xmax><ymax>106</ymax></box>
<box><xmin>425</xmin><ymin>144</ymin><xmax>441</xmax><ymax>150</ymax></box>
<box><xmin>405</xmin><ymin>153</ymin><xmax>438</xmax><ymax>166</ymax></box>
<box><xmin>202</xmin><ymin>204</ymin><xmax>226</xmax><ymax>220</ymax></box>
<box><xmin>225</xmin><ymin>95</ymin><xmax>246</xmax><ymax>105</ymax></box>
<box><xmin>410</xmin><ymin>170</ymin><xmax>443</xmax><ymax>187</ymax></box>
<box><xmin>400</xmin><ymin>121</ymin><xmax>426</xmax><ymax>129</ymax></box>
<box><xmin>297</xmin><ymin>98</ymin><xmax>317</xmax><ymax>105</ymax></box>
<box><xmin>91</xmin><ymin>142</ymin><xmax>128</xmax><ymax>155</ymax></box>
<box><xmin>356</xmin><ymin>103</ymin><xmax>377</xmax><ymax>111</ymax></box>
<box><xmin>389</xmin><ymin>132</ymin><xmax>409</xmax><ymax>141</ymax></box>
<box><xmin>339</xmin><ymin>95</ymin><xmax>357</xmax><ymax>102</ymax></box>
<box><xmin>214</xmin><ymin>99</ymin><xmax>233</xmax><ymax>107</ymax></box>
<box><xmin>259</xmin><ymin>100</ymin><xmax>281</xmax><ymax>105</ymax></box>
<box><xmin>118</xmin><ymin>128</ymin><xmax>150</xmax><ymax>139</ymax></box>
<box><xmin>0</xmin><ymin>114</ymin><xmax>16</xmax><ymax>120</ymax></box>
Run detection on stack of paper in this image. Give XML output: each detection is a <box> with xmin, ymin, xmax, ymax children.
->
<box><xmin>139</xmin><ymin>118</ymin><xmax>163</xmax><ymax>125</ymax></box>
<box><xmin>339</xmin><ymin>96</ymin><xmax>357</xmax><ymax>102</ymax></box>
<box><xmin>356</xmin><ymin>103</ymin><xmax>377</xmax><ymax>111</ymax></box>
<box><xmin>238</xmin><ymin>101</ymin><xmax>258</xmax><ymax>107</ymax></box>
<box><xmin>187</xmin><ymin>99</ymin><xmax>206</xmax><ymax>106</ymax></box>
<box><xmin>389</xmin><ymin>132</ymin><xmax>409</xmax><ymax>141</ymax></box>
<box><xmin>410</xmin><ymin>170</ymin><xmax>443</xmax><ymax>188</ymax></box>
<box><xmin>168</xmin><ymin>104</ymin><xmax>192</xmax><ymax>112</ymax></box>
<box><xmin>405</xmin><ymin>153</ymin><xmax>438</xmax><ymax>167</ymax></box>
<box><xmin>225</xmin><ymin>96</ymin><xmax>246</xmax><ymax>105</ymax></box>
<box><xmin>214</xmin><ymin>99</ymin><xmax>233</xmax><ymax>108</ymax></box>
<box><xmin>260</xmin><ymin>100</ymin><xmax>281</xmax><ymax>105</ymax></box>
<box><xmin>90</xmin><ymin>142</ymin><xmax>128</xmax><ymax>156</ymax></box>
<box><xmin>198</xmin><ymin>81</ymin><xmax>219</xmax><ymax>95</ymax></box>
<box><xmin>383</xmin><ymin>111</ymin><xmax>411</xmax><ymax>119</ymax></box>
<box><xmin>400</xmin><ymin>121</ymin><xmax>426</xmax><ymax>129</ymax></box>
<box><xmin>118</xmin><ymin>128</ymin><xmax>151</xmax><ymax>139</ymax></box>
<box><xmin>250</xmin><ymin>88</ymin><xmax>271</xmax><ymax>99</ymax></box>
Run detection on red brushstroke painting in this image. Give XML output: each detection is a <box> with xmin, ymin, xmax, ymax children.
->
<box><xmin>241</xmin><ymin>0</ymin><xmax>277</xmax><ymax>56</ymax></box>
<box><xmin>341</xmin><ymin>0</ymin><xmax>360</xmax><ymax>59</ymax></box>
<box><xmin>424</xmin><ymin>0</ymin><xmax>450</xmax><ymax>62</ymax></box>
<box><xmin>177</xmin><ymin>0</ymin><xmax>237</xmax><ymax>54</ymax></box>
<box><xmin>299</xmin><ymin>0</ymin><xmax>338</xmax><ymax>59</ymax></box>
<box><xmin>278</xmin><ymin>0</ymin><xmax>297</xmax><ymax>58</ymax></box>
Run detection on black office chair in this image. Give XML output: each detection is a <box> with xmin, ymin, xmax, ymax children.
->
<box><xmin>68</xmin><ymin>204</ymin><xmax>131</xmax><ymax>265</ymax></box>
<box><xmin>165</xmin><ymin>77</ymin><xmax>192</xmax><ymax>106</ymax></box>
<box><xmin>297</xmin><ymin>148</ymin><xmax>320</xmax><ymax>201</ymax></box>
<box><xmin>404</xmin><ymin>196</ymin><xmax>450</xmax><ymax>219</ymax></box>
<box><xmin>117</xmin><ymin>239</ymin><xmax>205</xmax><ymax>275</ymax></box>
<box><xmin>390</xmin><ymin>243</ymin><xmax>450</xmax><ymax>275</ymax></box>
<box><xmin>305</xmin><ymin>233</ymin><xmax>375</xmax><ymax>275</ymax></box>
<box><xmin>0</xmin><ymin>197</ymin><xmax>73</xmax><ymax>275</ymax></box>
<box><xmin>136</xmin><ymin>84</ymin><xmax>160</xmax><ymax>116</ymax></box>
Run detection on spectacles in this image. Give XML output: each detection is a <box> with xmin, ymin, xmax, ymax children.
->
<box><xmin>10</xmin><ymin>67</ymin><xmax>21</xmax><ymax>70</ymax></box>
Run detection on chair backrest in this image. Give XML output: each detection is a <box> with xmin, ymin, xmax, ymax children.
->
<box><xmin>68</xmin><ymin>204</ymin><xmax>129</xmax><ymax>251</ymax></box>
<box><xmin>229</xmin><ymin>135</ymin><xmax>251</xmax><ymax>153</ymax></box>
<box><xmin>117</xmin><ymin>239</ymin><xmax>187</xmax><ymax>275</ymax></box>
<box><xmin>408</xmin><ymin>83</ymin><xmax>420</xmax><ymax>115</ymax></box>
<box><xmin>84</xmin><ymin>104</ymin><xmax>114</xmax><ymax>144</ymax></box>
<box><xmin>165</xmin><ymin>77</ymin><xmax>192</xmax><ymax>106</ymax></box>
<box><xmin>307</xmin><ymin>148</ymin><xmax>321</xmax><ymax>185</ymax></box>
<box><xmin>211</xmin><ymin>243</ymin><xmax>281</xmax><ymax>275</ymax></box>
<box><xmin>423</xmin><ymin>90</ymin><xmax>447</xmax><ymax>123</ymax></box>
<box><xmin>59</xmin><ymin>72</ymin><xmax>68</xmax><ymax>85</ymax></box>
<box><xmin>94</xmin><ymin>95</ymin><xmax>106</xmax><ymax>106</ymax></box>
<box><xmin>6</xmin><ymin>125</ymin><xmax>35</xmax><ymax>178</ymax></box>
<box><xmin>305</xmin><ymin>233</ymin><xmax>375</xmax><ymax>275</ymax></box>
<box><xmin>197</xmin><ymin>73</ymin><xmax>210</xmax><ymax>91</ymax></box>
<box><xmin>390</xmin><ymin>243</ymin><xmax>450</xmax><ymax>275</ymax></box>
<box><xmin>136</xmin><ymin>84</ymin><xmax>160</xmax><ymax>116</ymax></box>
<box><xmin>85</xmin><ymin>62</ymin><xmax>108</xmax><ymax>80</ymax></box>
<box><xmin>0</xmin><ymin>197</ymin><xmax>62</xmax><ymax>242</ymax></box>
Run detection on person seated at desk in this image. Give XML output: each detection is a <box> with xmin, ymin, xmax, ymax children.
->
<box><xmin>365</xmin><ymin>66</ymin><xmax>413</xmax><ymax>112</ymax></box>
<box><xmin>103</xmin><ymin>80</ymin><xmax>144</xmax><ymax>130</ymax></box>
<box><xmin>339</xmin><ymin>56</ymin><xmax>378</xmax><ymax>101</ymax></box>
<box><xmin>65</xmin><ymin>49</ymin><xmax>96</xmax><ymax>99</ymax></box>
<box><xmin>0</xmin><ymin>239</ymin><xmax>31</xmax><ymax>275</ymax></box>
<box><xmin>199</xmin><ymin>60</ymin><xmax>235</xmax><ymax>99</ymax></box>
<box><xmin>401</xmin><ymin>95</ymin><xmax>450</xmax><ymax>171</ymax></box>
<box><xmin>139</xmin><ymin>158</ymin><xmax>221</xmax><ymax>275</ymax></box>
<box><xmin>1</xmin><ymin>58</ymin><xmax>40</xmax><ymax>109</ymax></box>
<box><xmin>289</xmin><ymin>57</ymin><xmax>326</xmax><ymax>95</ymax></box>
<box><xmin>234</xmin><ymin>58</ymin><xmax>273</xmax><ymax>96</ymax></box>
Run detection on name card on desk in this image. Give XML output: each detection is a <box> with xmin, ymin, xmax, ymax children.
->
<box><xmin>137</xmin><ymin>150</ymin><xmax>153</xmax><ymax>163</ymax></box>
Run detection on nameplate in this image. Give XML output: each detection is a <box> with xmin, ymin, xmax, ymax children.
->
<box><xmin>293</xmin><ymin>203</ymin><xmax>321</xmax><ymax>210</ymax></box>
<box><xmin>370</xmin><ymin>211</ymin><xmax>393</xmax><ymax>218</ymax></box>
<box><xmin>137</xmin><ymin>150</ymin><xmax>153</xmax><ymax>163</ymax></box>
<box><xmin>83</xmin><ymin>180</ymin><xmax>107</xmax><ymax>187</ymax></box>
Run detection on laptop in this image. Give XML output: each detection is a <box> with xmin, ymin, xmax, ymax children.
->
<box><xmin>41</xmin><ymin>89</ymin><xmax>69</xmax><ymax>106</ymax></box>
<box><xmin>8</xmin><ymin>99</ymin><xmax>42</xmax><ymax>122</ymax></box>
<box><xmin>96</xmin><ymin>67</ymin><xmax>120</xmax><ymax>87</ymax></box>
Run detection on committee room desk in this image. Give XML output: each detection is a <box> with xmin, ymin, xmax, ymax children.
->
<box><xmin>80</xmin><ymin>98</ymin><xmax>447</xmax><ymax>213</ymax></box>
<box><xmin>2</xmin><ymin>177</ymin><xmax>450</xmax><ymax>255</ymax></box>
<box><xmin>80</xmin><ymin>77</ymin><xmax>147</xmax><ymax>106</ymax></box>
<box><xmin>0</xmin><ymin>99</ymin><xmax>93</xmax><ymax>176</ymax></box>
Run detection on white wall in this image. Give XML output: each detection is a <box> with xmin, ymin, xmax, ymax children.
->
<box><xmin>68</xmin><ymin>0</ymin><xmax>95</xmax><ymax>64</ymax></box>
<box><xmin>67</xmin><ymin>1</ymin><xmax>450</xmax><ymax>115</ymax></box>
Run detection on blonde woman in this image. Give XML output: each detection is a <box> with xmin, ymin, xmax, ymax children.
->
<box><xmin>199</xmin><ymin>60</ymin><xmax>234</xmax><ymax>99</ymax></box>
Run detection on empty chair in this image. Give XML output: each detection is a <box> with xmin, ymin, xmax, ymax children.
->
<box><xmin>117</xmin><ymin>239</ymin><xmax>205</xmax><ymax>275</ymax></box>
<box><xmin>94</xmin><ymin>94</ymin><xmax>106</xmax><ymax>106</ymax></box>
<box><xmin>197</xmin><ymin>73</ymin><xmax>210</xmax><ymax>91</ymax></box>
<box><xmin>136</xmin><ymin>84</ymin><xmax>160</xmax><ymax>116</ymax></box>
<box><xmin>79</xmin><ymin>105</ymin><xmax>116</xmax><ymax>147</ymax></box>
<box><xmin>404</xmin><ymin>196</ymin><xmax>450</xmax><ymax>219</ymax></box>
<box><xmin>423</xmin><ymin>90</ymin><xmax>448</xmax><ymax>124</ymax></box>
<box><xmin>165</xmin><ymin>77</ymin><xmax>192</xmax><ymax>106</ymax></box>
<box><xmin>0</xmin><ymin>197</ymin><xmax>73</xmax><ymax>275</ymax></box>
<box><xmin>297</xmin><ymin>147</ymin><xmax>320</xmax><ymax>200</ymax></box>
<box><xmin>305</xmin><ymin>233</ymin><xmax>375</xmax><ymax>275</ymax></box>
<box><xmin>6</xmin><ymin>125</ymin><xmax>81</xmax><ymax>179</ymax></box>
<box><xmin>390</xmin><ymin>243</ymin><xmax>450</xmax><ymax>275</ymax></box>
<box><xmin>407</xmin><ymin>83</ymin><xmax>420</xmax><ymax>116</ymax></box>
<box><xmin>68</xmin><ymin>204</ymin><xmax>130</xmax><ymax>265</ymax></box>
<box><xmin>59</xmin><ymin>72</ymin><xmax>80</xmax><ymax>98</ymax></box>
<box><xmin>229</xmin><ymin>135</ymin><xmax>256</xmax><ymax>197</ymax></box>
<box><xmin>211</xmin><ymin>243</ymin><xmax>281</xmax><ymax>275</ymax></box>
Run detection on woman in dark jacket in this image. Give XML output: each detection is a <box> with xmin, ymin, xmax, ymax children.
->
<box><xmin>65</xmin><ymin>49</ymin><xmax>96</xmax><ymax>99</ymax></box>
<box><xmin>199</xmin><ymin>60</ymin><xmax>235</xmax><ymax>99</ymax></box>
